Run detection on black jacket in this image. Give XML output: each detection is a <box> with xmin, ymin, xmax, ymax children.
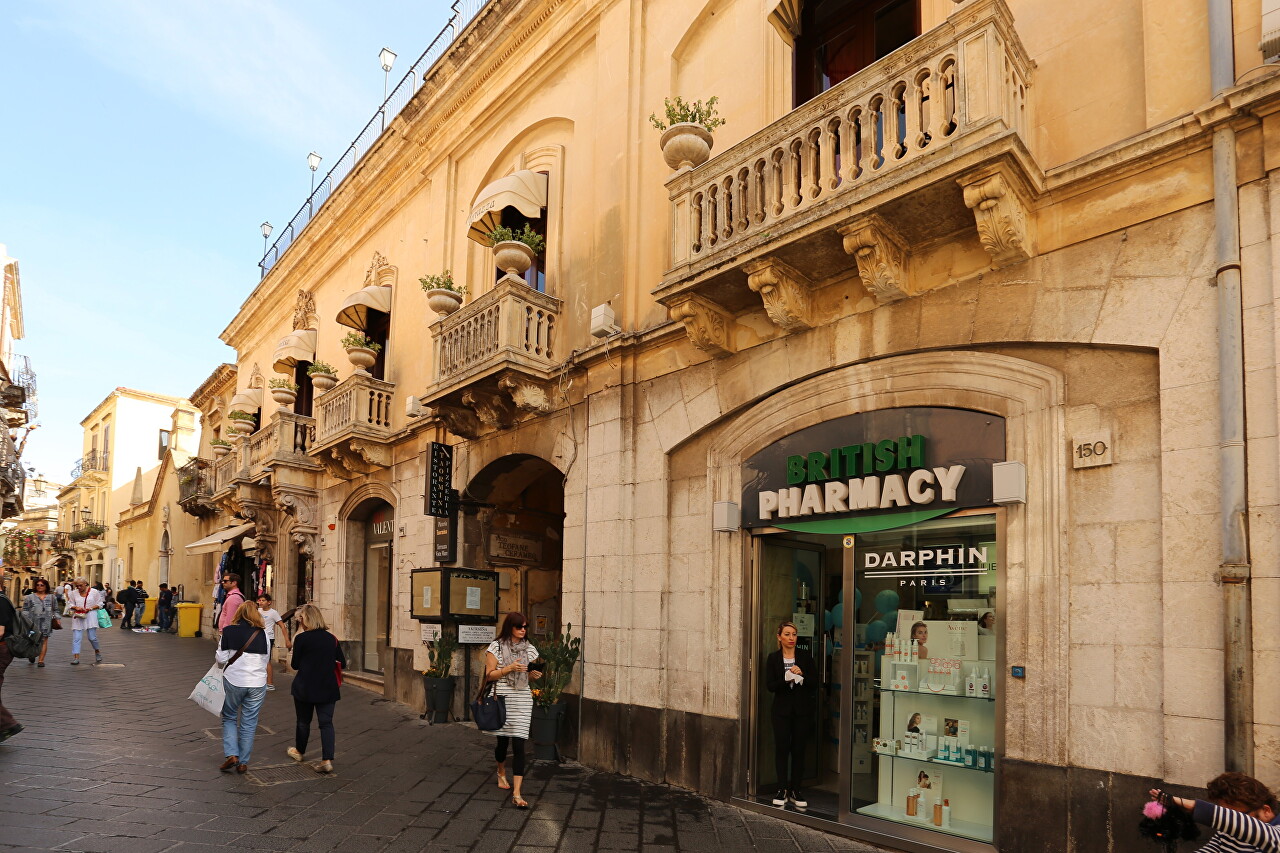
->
<box><xmin>117</xmin><ymin>586</ymin><xmax>136</xmax><ymax>608</ymax></box>
<box><xmin>290</xmin><ymin>629</ymin><xmax>346</xmax><ymax>705</ymax></box>
<box><xmin>765</xmin><ymin>648</ymin><xmax>819</xmax><ymax>716</ymax></box>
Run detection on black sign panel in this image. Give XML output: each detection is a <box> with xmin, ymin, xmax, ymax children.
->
<box><xmin>740</xmin><ymin>407</ymin><xmax>1005</xmax><ymax>532</ymax></box>
<box><xmin>427</xmin><ymin>442</ymin><xmax>454</xmax><ymax>517</ymax></box>
<box><xmin>434</xmin><ymin>503</ymin><xmax>457</xmax><ymax>563</ymax></box>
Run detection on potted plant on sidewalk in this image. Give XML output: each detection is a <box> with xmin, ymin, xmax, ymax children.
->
<box><xmin>269</xmin><ymin>378</ymin><xmax>299</xmax><ymax>407</ymax></box>
<box><xmin>649</xmin><ymin>96</ymin><xmax>726</xmax><ymax>172</ymax></box>
<box><xmin>307</xmin><ymin>360</ymin><xmax>339</xmax><ymax>393</ymax></box>
<box><xmin>210</xmin><ymin>437</ymin><xmax>232</xmax><ymax>458</ymax></box>
<box><xmin>420</xmin><ymin>627</ymin><xmax>459</xmax><ymax>724</ymax></box>
<box><xmin>530</xmin><ymin>623</ymin><xmax>581</xmax><ymax>761</ymax></box>
<box><xmin>420</xmin><ymin>270</ymin><xmax>466</xmax><ymax>317</ymax></box>
<box><xmin>341</xmin><ymin>331</ymin><xmax>383</xmax><ymax>373</ymax></box>
<box><xmin>487</xmin><ymin>224</ymin><xmax>546</xmax><ymax>278</ymax></box>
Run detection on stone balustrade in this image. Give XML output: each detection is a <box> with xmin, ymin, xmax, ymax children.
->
<box><xmin>430</xmin><ymin>275</ymin><xmax>561</xmax><ymax>386</ymax></box>
<box><xmin>310</xmin><ymin>373</ymin><xmax>396</xmax><ymax>477</ymax></box>
<box><xmin>247</xmin><ymin>410</ymin><xmax>316</xmax><ymax>478</ymax></box>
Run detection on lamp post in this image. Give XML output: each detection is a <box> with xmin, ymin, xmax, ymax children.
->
<box><xmin>261</xmin><ymin>221</ymin><xmax>273</xmax><ymax>256</ymax></box>
<box><xmin>307</xmin><ymin>152</ymin><xmax>322</xmax><ymax>214</ymax></box>
<box><xmin>379</xmin><ymin>47</ymin><xmax>397</xmax><ymax>129</ymax></box>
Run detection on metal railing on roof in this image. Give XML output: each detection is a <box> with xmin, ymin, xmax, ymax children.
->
<box><xmin>258</xmin><ymin>0</ymin><xmax>490</xmax><ymax>278</ymax></box>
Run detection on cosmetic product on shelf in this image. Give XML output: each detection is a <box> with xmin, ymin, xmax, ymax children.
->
<box><xmin>933</xmin><ymin>800</ymin><xmax>943</xmax><ymax>826</ymax></box>
<box><xmin>979</xmin><ymin>667</ymin><xmax>990</xmax><ymax>699</ymax></box>
<box><xmin>942</xmin><ymin>799</ymin><xmax>952</xmax><ymax>828</ymax></box>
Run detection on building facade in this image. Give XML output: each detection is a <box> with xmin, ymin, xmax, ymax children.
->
<box><xmin>194</xmin><ymin>1</ymin><xmax>1280</xmax><ymax>850</ymax></box>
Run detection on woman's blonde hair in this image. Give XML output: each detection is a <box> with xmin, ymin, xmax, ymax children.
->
<box><xmin>235</xmin><ymin>600</ymin><xmax>264</xmax><ymax>627</ymax></box>
<box><xmin>297</xmin><ymin>604</ymin><xmax>327</xmax><ymax>632</ymax></box>
<box><xmin>776</xmin><ymin>620</ymin><xmax>799</xmax><ymax>648</ymax></box>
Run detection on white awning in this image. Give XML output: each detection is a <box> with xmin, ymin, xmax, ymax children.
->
<box><xmin>183</xmin><ymin>523</ymin><xmax>255</xmax><ymax>556</ymax></box>
<box><xmin>42</xmin><ymin>555</ymin><xmax>66</xmax><ymax>570</ymax></box>
<box><xmin>229</xmin><ymin>389</ymin><xmax>263</xmax><ymax>413</ymax></box>
<box><xmin>336</xmin><ymin>284</ymin><xmax>393</xmax><ymax>330</ymax></box>
<box><xmin>272</xmin><ymin>329</ymin><xmax>317</xmax><ymax>374</ymax></box>
<box><xmin>467</xmin><ymin>170</ymin><xmax>548</xmax><ymax>245</ymax></box>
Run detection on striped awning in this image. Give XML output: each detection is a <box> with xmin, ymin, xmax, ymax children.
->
<box><xmin>336</xmin><ymin>284</ymin><xmax>393</xmax><ymax>330</ymax></box>
<box><xmin>272</xmin><ymin>329</ymin><xmax>317</xmax><ymax>374</ymax></box>
<box><xmin>229</xmin><ymin>389</ymin><xmax>262</xmax><ymax>413</ymax></box>
<box><xmin>467</xmin><ymin>170</ymin><xmax>547</xmax><ymax>245</ymax></box>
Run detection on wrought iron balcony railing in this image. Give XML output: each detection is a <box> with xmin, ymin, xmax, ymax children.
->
<box><xmin>70</xmin><ymin>451</ymin><xmax>109</xmax><ymax>481</ymax></box>
<box><xmin>69</xmin><ymin>519</ymin><xmax>108</xmax><ymax>542</ymax></box>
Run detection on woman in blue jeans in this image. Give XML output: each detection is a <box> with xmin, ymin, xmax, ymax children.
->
<box><xmin>216</xmin><ymin>600</ymin><xmax>269</xmax><ymax>773</ymax></box>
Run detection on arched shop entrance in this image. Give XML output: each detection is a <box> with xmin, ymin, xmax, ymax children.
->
<box><xmin>462</xmin><ymin>455</ymin><xmax>564</xmax><ymax>644</ymax></box>
<box><xmin>344</xmin><ymin>498</ymin><xmax>395</xmax><ymax>673</ymax></box>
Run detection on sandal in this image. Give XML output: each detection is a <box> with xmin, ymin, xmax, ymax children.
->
<box><xmin>497</xmin><ymin>772</ymin><xmax>511</xmax><ymax>790</ymax></box>
<box><xmin>512</xmin><ymin>796</ymin><xmax>529</xmax><ymax>809</ymax></box>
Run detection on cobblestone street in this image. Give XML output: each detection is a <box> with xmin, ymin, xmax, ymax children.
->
<box><xmin>0</xmin><ymin>628</ymin><xmax>885</xmax><ymax>853</ymax></box>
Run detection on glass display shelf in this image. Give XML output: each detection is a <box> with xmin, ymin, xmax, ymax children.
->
<box><xmin>872</xmin><ymin>683</ymin><xmax>995</xmax><ymax>701</ymax></box>
<box><xmin>870</xmin><ymin>750</ymin><xmax>996</xmax><ymax>773</ymax></box>
<box><xmin>856</xmin><ymin>802</ymin><xmax>995</xmax><ymax>844</ymax></box>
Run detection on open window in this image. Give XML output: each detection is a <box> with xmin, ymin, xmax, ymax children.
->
<box><xmin>337</xmin><ymin>270</ymin><xmax>394</xmax><ymax>382</ymax></box>
<box><xmin>468</xmin><ymin>170</ymin><xmax>550</xmax><ymax>293</ymax></box>
<box><xmin>794</xmin><ymin>0</ymin><xmax>920</xmax><ymax>106</ymax></box>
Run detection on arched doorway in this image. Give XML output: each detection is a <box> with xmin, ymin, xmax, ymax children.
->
<box><xmin>463</xmin><ymin>455</ymin><xmax>564</xmax><ymax>642</ymax></box>
<box><xmin>344</xmin><ymin>498</ymin><xmax>395</xmax><ymax>673</ymax></box>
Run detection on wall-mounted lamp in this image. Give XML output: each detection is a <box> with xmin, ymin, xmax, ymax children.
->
<box><xmin>713</xmin><ymin>501</ymin><xmax>741</xmax><ymax>532</ymax></box>
<box><xmin>992</xmin><ymin>461</ymin><xmax>1027</xmax><ymax>505</ymax></box>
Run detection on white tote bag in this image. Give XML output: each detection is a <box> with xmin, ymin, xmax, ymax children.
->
<box><xmin>189</xmin><ymin>663</ymin><xmax>226</xmax><ymax>717</ymax></box>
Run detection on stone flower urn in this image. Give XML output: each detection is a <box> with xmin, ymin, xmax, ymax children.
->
<box><xmin>228</xmin><ymin>418</ymin><xmax>255</xmax><ymax>435</ymax></box>
<box><xmin>345</xmin><ymin>346</ymin><xmax>378</xmax><ymax>373</ymax></box>
<box><xmin>426</xmin><ymin>289</ymin><xmax>464</xmax><ymax>316</ymax></box>
<box><xmin>270</xmin><ymin>387</ymin><xmax>297</xmax><ymax>406</ymax></box>
<box><xmin>492</xmin><ymin>241</ymin><xmax>536</xmax><ymax>277</ymax></box>
<box><xmin>211</xmin><ymin>444</ymin><xmax>231</xmax><ymax>459</ymax></box>
<box><xmin>311</xmin><ymin>372</ymin><xmax>338</xmax><ymax>393</ymax></box>
<box><xmin>660</xmin><ymin>123</ymin><xmax>714</xmax><ymax>171</ymax></box>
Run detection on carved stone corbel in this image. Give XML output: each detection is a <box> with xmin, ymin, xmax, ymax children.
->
<box><xmin>431</xmin><ymin>404</ymin><xmax>482</xmax><ymax>439</ymax></box>
<box><xmin>348</xmin><ymin>439</ymin><xmax>393</xmax><ymax>470</ymax></box>
<box><xmin>291</xmin><ymin>530</ymin><xmax>317</xmax><ymax>557</ymax></box>
<box><xmin>498</xmin><ymin>373</ymin><xmax>555</xmax><ymax>414</ymax></box>
<box><xmin>959</xmin><ymin>166</ymin><xmax>1034</xmax><ymax>266</ymax></box>
<box><xmin>462</xmin><ymin>389</ymin><xmax>514</xmax><ymax>430</ymax></box>
<box><xmin>316</xmin><ymin>448</ymin><xmax>354</xmax><ymax>480</ymax></box>
<box><xmin>838</xmin><ymin>215</ymin><xmax>910</xmax><ymax>304</ymax></box>
<box><xmin>743</xmin><ymin>257</ymin><xmax>816</xmax><ymax>332</ymax></box>
<box><xmin>273</xmin><ymin>488</ymin><xmax>316</xmax><ymax>527</ymax></box>
<box><xmin>668</xmin><ymin>295</ymin><xmax>736</xmax><ymax>357</ymax></box>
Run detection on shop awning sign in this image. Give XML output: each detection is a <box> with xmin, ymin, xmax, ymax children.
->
<box><xmin>740</xmin><ymin>407</ymin><xmax>1005</xmax><ymax>534</ymax></box>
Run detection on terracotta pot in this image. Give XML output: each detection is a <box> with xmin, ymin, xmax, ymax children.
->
<box><xmin>310</xmin><ymin>372</ymin><xmax>338</xmax><ymax>393</ymax></box>
<box><xmin>426</xmin><ymin>289</ymin><xmax>464</xmax><ymax>316</ymax></box>
<box><xmin>492</xmin><ymin>241</ymin><xmax>536</xmax><ymax>277</ymax></box>
<box><xmin>346</xmin><ymin>346</ymin><xmax>378</xmax><ymax>372</ymax></box>
<box><xmin>659</xmin><ymin>122</ymin><xmax>714</xmax><ymax>171</ymax></box>
<box><xmin>270</xmin><ymin>387</ymin><xmax>297</xmax><ymax>406</ymax></box>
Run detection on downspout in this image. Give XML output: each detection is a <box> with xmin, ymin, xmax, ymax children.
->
<box><xmin>1208</xmin><ymin>0</ymin><xmax>1254</xmax><ymax>775</ymax></box>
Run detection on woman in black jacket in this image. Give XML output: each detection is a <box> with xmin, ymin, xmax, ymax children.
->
<box><xmin>765</xmin><ymin>620</ymin><xmax>818</xmax><ymax>810</ymax></box>
<box><xmin>287</xmin><ymin>604</ymin><xmax>345</xmax><ymax>773</ymax></box>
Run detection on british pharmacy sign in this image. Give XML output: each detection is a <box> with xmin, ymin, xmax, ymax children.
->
<box><xmin>741</xmin><ymin>407</ymin><xmax>1005</xmax><ymax>533</ymax></box>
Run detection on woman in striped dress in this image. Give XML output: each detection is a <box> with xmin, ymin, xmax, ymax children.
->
<box><xmin>484</xmin><ymin>612</ymin><xmax>540</xmax><ymax>809</ymax></box>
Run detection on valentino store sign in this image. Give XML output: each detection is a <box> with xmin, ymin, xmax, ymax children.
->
<box><xmin>741</xmin><ymin>407</ymin><xmax>1005</xmax><ymax>533</ymax></box>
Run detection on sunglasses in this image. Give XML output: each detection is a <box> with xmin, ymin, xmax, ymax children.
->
<box><xmin>514</xmin><ymin>623</ymin><xmax>528</xmax><ymax>629</ymax></box>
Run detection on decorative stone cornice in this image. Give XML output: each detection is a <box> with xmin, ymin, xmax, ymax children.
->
<box><xmin>743</xmin><ymin>257</ymin><xmax>816</xmax><ymax>332</ymax></box>
<box><xmin>838</xmin><ymin>215</ymin><xmax>910</xmax><ymax>303</ymax></box>
<box><xmin>462</xmin><ymin>388</ymin><xmax>514</xmax><ymax>430</ymax></box>
<box><xmin>959</xmin><ymin>165</ymin><xmax>1034</xmax><ymax>266</ymax></box>
<box><xmin>364</xmin><ymin>252</ymin><xmax>397</xmax><ymax>287</ymax></box>
<box><xmin>668</xmin><ymin>295</ymin><xmax>736</xmax><ymax>357</ymax></box>
<box><xmin>292</xmin><ymin>290</ymin><xmax>318</xmax><ymax>331</ymax></box>
<box><xmin>498</xmin><ymin>373</ymin><xmax>555</xmax><ymax>414</ymax></box>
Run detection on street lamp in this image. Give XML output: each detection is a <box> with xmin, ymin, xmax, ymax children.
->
<box><xmin>307</xmin><ymin>152</ymin><xmax>322</xmax><ymax>211</ymax></box>
<box><xmin>80</xmin><ymin>506</ymin><xmax>91</xmax><ymax>527</ymax></box>
<box><xmin>261</xmin><ymin>221</ymin><xmax>273</xmax><ymax>255</ymax></box>
<box><xmin>379</xmin><ymin>47</ymin><xmax>397</xmax><ymax>129</ymax></box>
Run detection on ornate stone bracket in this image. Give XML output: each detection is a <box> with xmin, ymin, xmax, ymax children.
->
<box><xmin>273</xmin><ymin>487</ymin><xmax>316</xmax><ymax>527</ymax></box>
<box><xmin>743</xmin><ymin>257</ymin><xmax>816</xmax><ymax>332</ymax></box>
<box><xmin>498</xmin><ymin>374</ymin><xmax>555</xmax><ymax>414</ymax></box>
<box><xmin>959</xmin><ymin>166</ymin><xmax>1034</xmax><ymax>266</ymax></box>
<box><xmin>431</xmin><ymin>404</ymin><xmax>482</xmax><ymax>439</ymax></box>
<box><xmin>462</xmin><ymin>388</ymin><xmax>515</xmax><ymax>430</ymax></box>
<box><xmin>838</xmin><ymin>215</ymin><xmax>910</xmax><ymax>303</ymax></box>
<box><xmin>668</xmin><ymin>295</ymin><xmax>736</xmax><ymax>357</ymax></box>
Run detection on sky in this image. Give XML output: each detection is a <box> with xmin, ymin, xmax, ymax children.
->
<box><xmin>1</xmin><ymin>0</ymin><xmax>454</xmax><ymax>485</ymax></box>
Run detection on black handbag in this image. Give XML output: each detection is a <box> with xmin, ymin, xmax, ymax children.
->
<box><xmin>471</xmin><ymin>681</ymin><xmax>507</xmax><ymax>731</ymax></box>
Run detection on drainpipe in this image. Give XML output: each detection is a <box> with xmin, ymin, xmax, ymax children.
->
<box><xmin>1209</xmin><ymin>0</ymin><xmax>1254</xmax><ymax>775</ymax></box>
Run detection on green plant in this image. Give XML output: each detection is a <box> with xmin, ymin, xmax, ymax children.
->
<box><xmin>307</xmin><ymin>360</ymin><xmax>337</xmax><ymax>376</ymax></box>
<box><xmin>531</xmin><ymin>623</ymin><xmax>582</xmax><ymax>708</ymax></box>
<box><xmin>3</xmin><ymin>530</ymin><xmax>42</xmax><ymax>567</ymax></box>
<box><xmin>227</xmin><ymin>410</ymin><xmax>255</xmax><ymax>421</ymax></box>
<box><xmin>210</xmin><ymin>437</ymin><xmax>232</xmax><ymax>447</ymax></box>
<box><xmin>341</xmin><ymin>331</ymin><xmax>383</xmax><ymax>353</ymax></box>
<box><xmin>268</xmin><ymin>378</ymin><xmax>298</xmax><ymax>391</ymax></box>
<box><xmin>68</xmin><ymin>523</ymin><xmax>106</xmax><ymax>542</ymax></box>
<box><xmin>419</xmin><ymin>270</ymin><xmax>466</xmax><ymax>296</ymax></box>
<box><xmin>486</xmin><ymin>223</ymin><xmax>546</xmax><ymax>255</ymax></box>
<box><xmin>423</xmin><ymin>627</ymin><xmax>459</xmax><ymax>678</ymax></box>
<box><xmin>649</xmin><ymin>96</ymin><xmax>725</xmax><ymax>132</ymax></box>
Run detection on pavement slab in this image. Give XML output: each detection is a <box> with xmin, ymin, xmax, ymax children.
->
<box><xmin>0</xmin><ymin>627</ymin><xmax>890</xmax><ymax>852</ymax></box>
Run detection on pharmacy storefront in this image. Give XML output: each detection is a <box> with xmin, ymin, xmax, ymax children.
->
<box><xmin>740</xmin><ymin>406</ymin><xmax>1010</xmax><ymax>853</ymax></box>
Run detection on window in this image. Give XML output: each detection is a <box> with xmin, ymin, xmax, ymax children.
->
<box><xmin>365</xmin><ymin>311</ymin><xmax>390</xmax><ymax>381</ymax></box>
<box><xmin>102</xmin><ymin>423</ymin><xmax>111</xmax><ymax>466</ymax></box>
<box><xmin>158</xmin><ymin>429</ymin><xmax>171</xmax><ymax>461</ymax></box>
<box><xmin>493</xmin><ymin>174</ymin><xmax>550</xmax><ymax>293</ymax></box>
<box><xmin>794</xmin><ymin>0</ymin><xmax>920</xmax><ymax>106</ymax></box>
<box><xmin>293</xmin><ymin>361</ymin><xmax>315</xmax><ymax>417</ymax></box>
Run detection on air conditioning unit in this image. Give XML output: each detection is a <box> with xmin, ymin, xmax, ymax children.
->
<box><xmin>591</xmin><ymin>303</ymin><xmax>621</xmax><ymax>338</ymax></box>
<box><xmin>406</xmin><ymin>396</ymin><xmax>425</xmax><ymax>418</ymax></box>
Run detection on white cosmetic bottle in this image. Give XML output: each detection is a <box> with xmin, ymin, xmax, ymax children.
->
<box><xmin>910</xmin><ymin>639</ymin><xmax>919</xmax><ymax>663</ymax></box>
<box><xmin>979</xmin><ymin>667</ymin><xmax>990</xmax><ymax>699</ymax></box>
<box><xmin>965</xmin><ymin>667</ymin><xmax>977</xmax><ymax>697</ymax></box>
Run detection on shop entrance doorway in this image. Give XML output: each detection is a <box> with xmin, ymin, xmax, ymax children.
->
<box><xmin>344</xmin><ymin>498</ymin><xmax>394</xmax><ymax>674</ymax></box>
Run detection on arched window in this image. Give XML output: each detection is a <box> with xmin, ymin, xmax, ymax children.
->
<box><xmin>794</xmin><ymin>0</ymin><xmax>919</xmax><ymax>106</ymax></box>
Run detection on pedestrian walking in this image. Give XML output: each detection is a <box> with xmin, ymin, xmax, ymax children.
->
<box><xmin>117</xmin><ymin>581</ymin><xmax>137</xmax><ymax>629</ymax></box>
<box><xmin>216</xmin><ymin>599</ymin><xmax>268</xmax><ymax>773</ymax></box>
<box><xmin>216</xmin><ymin>573</ymin><xmax>245</xmax><ymax>634</ymax></box>
<box><xmin>483</xmin><ymin>611</ymin><xmax>541</xmax><ymax>809</ymax></box>
<box><xmin>132</xmin><ymin>582</ymin><xmax>149</xmax><ymax>628</ymax></box>
<box><xmin>67</xmin><ymin>578</ymin><xmax>104</xmax><ymax>665</ymax></box>
<box><xmin>21</xmin><ymin>578</ymin><xmax>59</xmax><ymax>667</ymax></box>
<box><xmin>0</xmin><ymin>564</ymin><xmax>23</xmax><ymax>742</ymax></box>
<box><xmin>157</xmin><ymin>583</ymin><xmax>174</xmax><ymax>633</ymax></box>
<box><xmin>286</xmin><ymin>604</ymin><xmax>344</xmax><ymax>774</ymax></box>
<box><xmin>765</xmin><ymin>620</ymin><xmax>818</xmax><ymax>811</ymax></box>
<box><xmin>1150</xmin><ymin>773</ymin><xmax>1280</xmax><ymax>851</ymax></box>
<box><xmin>255</xmin><ymin>592</ymin><xmax>283</xmax><ymax>690</ymax></box>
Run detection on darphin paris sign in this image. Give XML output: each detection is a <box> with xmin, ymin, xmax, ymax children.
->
<box><xmin>741</xmin><ymin>408</ymin><xmax>1005</xmax><ymax>533</ymax></box>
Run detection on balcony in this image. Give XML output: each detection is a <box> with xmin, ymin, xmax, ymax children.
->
<box><xmin>0</xmin><ymin>429</ymin><xmax>22</xmax><ymax>519</ymax></box>
<box><xmin>177</xmin><ymin>458</ymin><xmax>216</xmax><ymax>517</ymax></box>
<box><xmin>420</xmin><ymin>275</ymin><xmax>562</xmax><ymax>438</ymax></box>
<box><xmin>656</xmin><ymin>0</ymin><xmax>1038</xmax><ymax>355</ymax></box>
<box><xmin>309</xmin><ymin>372</ymin><xmax>396</xmax><ymax>477</ymax></box>
<box><xmin>68</xmin><ymin>519</ymin><xmax>108</xmax><ymax>547</ymax></box>
<box><xmin>69</xmin><ymin>451</ymin><xmax>110</xmax><ymax>484</ymax></box>
<box><xmin>245</xmin><ymin>410</ymin><xmax>318</xmax><ymax>479</ymax></box>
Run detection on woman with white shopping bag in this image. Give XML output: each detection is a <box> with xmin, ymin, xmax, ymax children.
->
<box><xmin>214</xmin><ymin>600</ymin><xmax>269</xmax><ymax>774</ymax></box>
<box><xmin>67</xmin><ymin>578</ymin><xmax>104</xmax><ymax>666</ymax></box>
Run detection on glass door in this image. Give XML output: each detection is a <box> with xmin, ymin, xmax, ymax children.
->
<box><xmin>362</xmin><ymin>541</ymin><xmax>391</xmax><ymax>672</ymax></box>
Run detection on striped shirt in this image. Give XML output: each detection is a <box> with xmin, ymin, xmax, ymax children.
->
<box><xmin>485</xmin><ymin>640</ymin><xmax>539</xmax><ymax>740</ymax></box>
<box><xmin>1193</xmin><ymin>800</ymin><xmax>1280</xmax><ymax>852</ymax></box>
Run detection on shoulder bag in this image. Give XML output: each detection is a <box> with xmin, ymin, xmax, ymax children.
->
<box><xmin>333</xmin><ymin>634</ymin><xmax>343</xmax><ymax>686</ymax></box>
<box><xmin>471</xmin><ymin>680</ymin><xmax>507</xmax><ymax>731</ymax></box>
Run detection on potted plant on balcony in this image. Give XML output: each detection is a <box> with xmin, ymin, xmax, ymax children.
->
<box><xmin>268</xmin><ymin>377</ymin><xmax>299</xmax><ymax>407</ymax></box>
<box><xmin>308</xmin><ymin>360</ymin><xmax>339</xmax><ymax>393</ymax></box>
<box><xmin>210</xmin><ymin>438</ymin><xmax>232</xmax><ymax>458</ymax></box>
<box><xmin>420</xmin><ymin>627</ymin><xmax>459</xmax><ymax>724</ymax></box>
<box><xmin>341</xmin><ymin>331</ymin><xmax>383</xmax><ymax>374</ymax></box>
<box><xmin>487</xmin><ymin>224</ymin><xmax>546</xmax><ymax>277</ymax></box>
<box><xmin>227</xmin><ymin>410</ymin><xmax>256</xmax><ymax>435</ymax></box>
<box><xmin>420</xmin><ymin>270</ymin><xmax>466</xmax><ymax>317</ymax></box>
<box><xmin>530</xmin><ymin>623</ymin><xmax>581</xmax><ymax>762</ymax></box>
<box><xmin>649</xmin><ymin>96</ymin><xmax>725</xmax><ymax>172</ymax></box>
